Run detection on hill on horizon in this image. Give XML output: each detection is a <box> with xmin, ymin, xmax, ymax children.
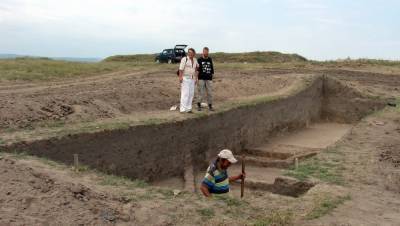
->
<box><xmin>0</xmin><ymin>54</ymin><xmax>102</xmax><ymax>63</ymax></box>
<box><xmin>104</xmin><ymin>51</ymin><xmax>308</xmax><ymax>63</ymax></box>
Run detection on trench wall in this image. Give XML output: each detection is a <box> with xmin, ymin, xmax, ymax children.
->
<box><xmin>322</xmin><ymin>76</ymin><xmax>387</xmax><ymax>123</ymax></box>
<box><xmin>4</xmin><ymin>77</ymin><xmax>324</xmax><ymax>181</ymax></box>
<box><xmin>2</xmin><ymin>76</ymin><xmax>386</xmax><ymax>182</ymax></box>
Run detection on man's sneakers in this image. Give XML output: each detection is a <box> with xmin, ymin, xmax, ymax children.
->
<box><xmin>196</xmin><ymin>103</ymin><xmax>215</xmax><ymax>112</ymax></box>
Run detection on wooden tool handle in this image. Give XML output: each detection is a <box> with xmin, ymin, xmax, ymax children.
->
<box><xmin>241</xmin><ymin>155</ymin><xmax>245</xmax><ymax>198</ymax></box>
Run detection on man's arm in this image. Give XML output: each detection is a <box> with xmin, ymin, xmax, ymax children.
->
<box><xmin>201</xmin><ymin>170</ymin><xmax>215</xmax><ymax>197</ymax></box>
<box><xmin>210</xmin><ymin>58</ymin><xmax>214</xmax><ymax>75</ymax></box>
<box><xmin>179</xmin><ymin>70</ymin><xmax>183</xmax><ymax>83</ymax></box>
<box><xmin>200</xmin><ymin>183</ymin><xmax>212</xmax><ymax>197</ymax></box>
<box><xmin>229</xmin><ymin>173</ymin><xmax>245</xmax><ymax>183</ymax></box>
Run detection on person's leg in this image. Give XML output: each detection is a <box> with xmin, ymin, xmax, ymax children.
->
<box><xmin>197</xmin><ymin>80</ymin><xmax>205</xmax><ymax>110</ymax></box>
<box><xmin>187</xmin><ymin>79</ymin><xmax>195</xmax><ymax>111</ymax></box>
<box><xmin>180</xmin><ymin>77</ymin><xmax>189</xmax><ymax>112</ymax></box>
<box><xmin>206</xmin><ymin>80</ymin><xmax>213</xmax><ymax>105</ymax></box>
<box><xmin>206</xmin><ymin>80</ymin><xmax>214</xmax><ymax>110</ymax></box>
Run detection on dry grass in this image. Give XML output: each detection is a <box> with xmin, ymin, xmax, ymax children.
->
<box><xmin>306</xmin><ymin>194</ymin><xmax>351</xmax><ymax>220</ymax></box>
<box><xmin>3</xmin><ymin>54</ymin><xmax>399</xmax><ymax>82</ymax></box>
<box><xmin>104</xmin><ymin>51</ymin><xmax>308</xmax><ymax>63</ymax></box>
<box><xmin>0</xmin><ymin>58</ymin><xmax>169</xmax><ymax>81</ymax></box>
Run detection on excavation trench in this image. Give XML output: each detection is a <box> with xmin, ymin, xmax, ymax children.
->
<box><xmin>1</xmin><ymin>75</ymin><xmax>386</xmax><ymax>197</ymax></box>
<box><xmin>155</xmin><ymin>122</ymin><xmax>352</xmax><ymax>197</ymax></box>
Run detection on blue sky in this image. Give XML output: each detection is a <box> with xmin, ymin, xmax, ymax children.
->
<box><xmin>0</xmin><ymin>0</ymin><xmax>399</xmax><ymax>60</ymax></box>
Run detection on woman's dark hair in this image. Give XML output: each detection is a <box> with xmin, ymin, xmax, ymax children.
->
<box><xmin>188</xmin><ymin>48</ymin><xmax>196</xmax><ymax>54</ymax></box>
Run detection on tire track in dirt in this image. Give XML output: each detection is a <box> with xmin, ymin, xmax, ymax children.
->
<box><xmin>0</xmin><ymin>69</ymin><xmax>164</xmax><ymax>94</ymax></box>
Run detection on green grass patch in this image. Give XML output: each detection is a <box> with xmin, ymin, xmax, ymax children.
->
<box><xmin>0</xmin><ymin>150</ymin><xmax>68</xmax><ymax>169</ymax></box>
<box><xmin>104</xmin><ymin>54</ymin><xmax>156</xmax><ymax>63</ymax></box>
<box><xmin>311</xmin><ymin>58</ymin><xmax>400</xmax><ymax>68</ymax></box>
<box><xmin>394</xmin><ymin>98</ymin><xmax>400</xmax><ymax>112</ymax></box>
<box><xmin>211</xmin><ymin>51</ymin><xmax>307</xmax><ymax>63</ymax></box>
<box><xmin>104</xmin><ymin>51</ymin><xmax>307</xmax><ymax>64</ymax></box>
<box><xmin>99</xmin><ymin>174</ymin><xmax>148</xmax><ymax>189</ymax></box>
<box><xmin>284</xmin><ymin>149</ymin><xmax>345</xmax><ymax>185</ymax></box>
<box><xmin>74</xmin><ymin>164</ymin><xmax>91</xmax><ymax>172</ymax></box>
<box><xmin>197</xmin><ymin>208</ymin><xmax>215</xmax><ymax>218</ymax></box>
<box><xmin>51</xmin><ymin>121</ymin><xmax>132</xmax><ymax>138</ymax></box>
<box><xmin>253</xmin><ymin>210</ymin><xmax>293</xmax><ymax>226</ymax></box>
<box><xmin>214</xmin><ymin>195</ymin><xmax>245</xmax><ymax>207</ymax></box>
<box><xmin>9</xmin><ymin>151</ymin><xmax>30</xmax><ymax>159</ymax></box>
<box><xmin>141</xmin><ymin>118</ymin><xmax>169</xmax><ymax>126</ymax></box>
<box><xmin>306</xmin><ymin>195</ymin><xmax>351</xmax><ymax>220</ymax></box>
<box><xmin>37</xmin><ymin>157</ymin><xmax>62</xmax><ymax>168</ymax></box>
<box><xmin>0</xmin><ymin>58</ymin><xmax>155</xmax><ymax>81</ymax></box>
<box><xmin>153</xmin><ymin>188</ymin><xmax>176</xmax><ymax>199</ymax></box>
<box><xmin>135</xmin><ymin>192</ymin><xmax>154</xmax><ymax>200</ymax></box>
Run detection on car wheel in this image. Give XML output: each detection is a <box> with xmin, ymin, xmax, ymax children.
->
<box><xmin>168</xmin><ymin>59</ymin><xmax>172</xmax><ymax>64</ymax></box>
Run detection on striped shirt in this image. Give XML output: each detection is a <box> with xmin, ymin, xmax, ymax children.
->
<box><xmin>202</xmin><ymin>160</ymin><xmax>229</xmax><ymax>194</ymax></box>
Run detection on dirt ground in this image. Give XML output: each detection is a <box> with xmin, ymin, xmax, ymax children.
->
<box><xmin>0</xmin><ymin>67</ymin><xmax>304</xmax><ymax>131</ymax></box>
<box><xmin>1</xmin><ymin>104</ymin><xmax>399</xmax><ymax>225</ymax></box>
<box><xmin>0</xmin><ymin>64</ymin><xmax>400</xmax><ymax>225</ymax></box>
<box><xmin>306</xmin><ymin>104</ymin><xmax>400</xmax><ymax>226</ymax></box>
<box><xmin>1</xmin><ymin>66</ymin><xmax>399</xmax><ymax>132</ymax></box>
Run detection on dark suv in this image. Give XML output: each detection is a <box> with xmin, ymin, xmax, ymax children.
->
<box><xmin>155</xmin><ymin>45</ymin><xmax>187</xmax><ymax>64</ymax></box>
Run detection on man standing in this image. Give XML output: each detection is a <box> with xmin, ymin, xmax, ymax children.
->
<box><xmin>200</xmin><ymin>149</ymin><xmax>245</xmax><ymax>197</ymax></box>
<box><xmin>179</xmin><ymin>48</ymin><xmax>199</xmax><ymax>113</ymax></box>
<box><xmin>197</xmin><ymin>47</ymin><xmax>215</xmax><ymax>111</ymax></box>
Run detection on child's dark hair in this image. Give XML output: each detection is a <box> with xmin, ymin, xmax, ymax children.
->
<box><xmin>188</xmin><ymin>48</ymin><xmax>196</xmax><ymax>54</ymax></box>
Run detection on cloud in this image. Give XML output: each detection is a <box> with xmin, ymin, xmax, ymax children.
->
<box><xmin>287</xmin><ymin>0</ymin><xmax>328</xmax><ymax>10</ymax></box>
<box><xmin>0</xmin><ymin>0</ymin><xmax>399</xmax><ymax>60</ymax></box>
<box><xmin>0</xmin><ymin>0</ymin><xmax>217</xmax><ymax>39</ymax></box>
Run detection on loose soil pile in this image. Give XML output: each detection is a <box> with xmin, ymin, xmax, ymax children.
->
<box><xmin>0</xmin><ymin>156</ymin><xmax>131</xmax><ymax>225</ymax></box>
<box><xmin>379</xmin><ymin>144</ymin><xmax>400</xmax><ymax>168</ymax></box>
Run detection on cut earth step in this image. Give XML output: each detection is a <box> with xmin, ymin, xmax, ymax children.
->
<box><xmin>244</xmin><ymin>144</ymin><xmax>321</xmax><ymax>159</ymax></box>
<box><xmin>242</xmin><ymin>151</ymin><xmax>318</xmax><ymax>169</ymax></box>
<box><xmin>230</xmin><ymin>164</ymin><xmax>315</xmax><ymax>197</ymax></box>
<box><xmin>231</xmin><ymin>176</ymin><xmax>315</xmax><ymax>197</ymax></box>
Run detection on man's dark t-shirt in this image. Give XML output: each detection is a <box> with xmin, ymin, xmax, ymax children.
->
<box><xmin>197</xmin><ymin>57</ymin><xmax>214</xmax><ymax>80</ymax></box>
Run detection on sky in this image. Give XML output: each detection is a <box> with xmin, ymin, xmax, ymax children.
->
<box><xmin>0</xmin><ymin>0</ymin><xmax>399</xmax><ymax>60</ymax></box>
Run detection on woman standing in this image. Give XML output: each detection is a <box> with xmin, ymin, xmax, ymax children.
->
<box><xmin>178</xmin><ymin>48</ymin><xmax>199</xmax><ymax>113</ymax></box>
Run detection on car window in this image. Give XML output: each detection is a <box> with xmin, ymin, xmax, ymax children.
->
<box><xmin>162</xmin><ymin>50</ymin><xmax>168</xmax><ymax>54</ymax></box>
<box><xmin>168</xmin><ymin>50</ymin><xmax>173</xmax><ymax>54</ymax></box>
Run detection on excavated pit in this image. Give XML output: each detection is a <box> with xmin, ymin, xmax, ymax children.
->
<box><xmin>156</xmin><ymin>122</ymin><xmax>352</xmax><ymax>197</ymax></box>
<box><xmin>1</xmin><ymin>75</ymin><xmax>387</xmax><ymax>197</ymax></box>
